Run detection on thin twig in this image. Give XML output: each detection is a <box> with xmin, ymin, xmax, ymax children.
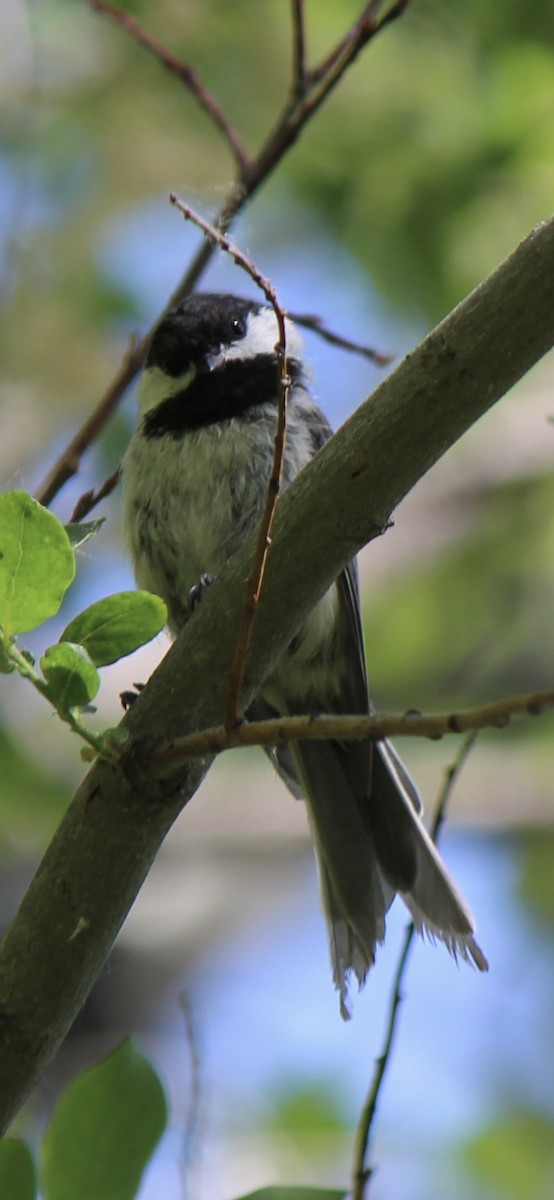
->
<box><xmin>290</xmin><ymin>310</ymin><xmax>393</xmax><ymax>365</ymax></box>
<box><xmin>69</xmin><ymin>465</ymin><xmax>122</xmax><ymax>523</ymax></box>
<box><xmin>87</xmin><ymin>0</ymin><xmax>249</xmax><ymax>169</ymax></box>
<box><xmin>309</xmin><ymin>0</ymin><xmax>410</xmax><ymax>87</ymax></box>
<box><xmin>38</xmin><ymin>1</ymin><xmax>411</xmax><ymax>511</ymax></box>
<box><xmin>352</xmin><ymin>922</ymin><xmax>415</xmax><ymax>1200</ymax></box>
<box><xmin>308</xmin><ymin>0</ymin><xmax>382</xmax><ymax>86</ymax></box>
<box><xmin>178</xmin><ymin>993</ymin><xmax>204</xmax><ymax>1200</ymax></box>
<box><xmin>290</xmin><ymin>0</ymin><xmax>308</xmax><ymax>101</ymax></box>
<box><xmin>36</xmin><ymin>337</ymin><xmax>145</xmax><ymax>508</ymax></box>
<box><xmin>245</xmin><ymin>1</ymin><xmax>412</xmax><ymax>191</ymax></box>
<box><xmin>350</xmin><ymin>730</ymin><xmax>478</xmax><ymax>1200</ymax></box>
<box><xmin>146</xmin><ymin>688</ymin><xmax>554</xmax><ymax>768</ymax></box>
<box><xmin>169</xmin><ymin>195</ymin><xmax>291</xmax><ymax>729</ymax></box>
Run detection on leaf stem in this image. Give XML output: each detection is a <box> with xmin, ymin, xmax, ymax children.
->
<box><xmin>2</xmin><ymin>637</ymin><xmax>117</xmax><ymax>762</ymax></box>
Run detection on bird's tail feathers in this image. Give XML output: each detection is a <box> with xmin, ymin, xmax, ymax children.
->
<box><xmin>292</xmin><ymin>740</ymin><xmax>391</xmax><ymax>1017</ymax></box>
<box><xmin>371</xmin><ymin>743</ymin><xmax>489</xmax><ymax>972</ymax></box>
<box><xmin>282</xmin><ymin>734</ymin><xmax>488</xmax><ymax>1019</ymax></box>
<box><xmin>318</xmin><ymin>865</ymin><xmax>382</xmax><ymax>1020</ymax></box>
<box><xmin>400</xmin><ymin>818</ymin><xmax>489</xmax><ymax>970</ymax></box>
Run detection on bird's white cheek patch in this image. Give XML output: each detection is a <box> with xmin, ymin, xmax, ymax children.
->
<box><xmin>224</xmin><ymin>307</ymin><xmax>304</xmax><ymax>363</ymax></box>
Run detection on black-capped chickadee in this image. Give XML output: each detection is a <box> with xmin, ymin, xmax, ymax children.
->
<box><xmin>123</xmin><ymin>291</ymin><xmax>488</xmax><ymax>1017</ymax></box>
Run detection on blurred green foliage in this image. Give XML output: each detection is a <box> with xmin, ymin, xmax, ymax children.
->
<box><xmin>520</xmin><ymin>829</ymin><xmax>554</xmax><ymax>926</ymax></box>
<box><xmin>265</xmin><ymin>1081</ymin><xmax>348</xmax><ymax>1150</ymax></box>
<box><xmin>0</xmin><ymin>1041</ymin><xmax>167</xmax><ymax>1200</ymax></box>
<box><xmin>0</xmin><ymin>725</ymin><xmax>69</xmax><ymax>853</ymax></box>
<box><xmin>0</xmin><ymin>1137</ymin><xmax>36</xmax><ymax>1200</ymax></box>
<box><xmin>463</xmin><ymin>1110</ymin><xmax>554</xmax><ymax>1200</ymax></box>
<box><xmin>363</xmin><ymin>472</ymin><xmax>554</xmax><ymax>706</ymax></box>
<box><xmin>2</xmin><ymin>0</ymin><xmax>554</xmax><ymax>421</ymax></box>
<box><xmin>40</xmin><ymin>1039</ymin><xmax>167</xmax><ymax>1200</ymax></box>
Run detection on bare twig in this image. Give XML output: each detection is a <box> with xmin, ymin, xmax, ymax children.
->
<box><xmin>178</xmin><ymin>993</ymin><xmax>204</xmax><ymax>1200</ymax></box>
<box><xmin>290</xmin><ymin>310</ymin><xmax>393</xmax><ymax>364</ymax></box>
<box><xmin>147</xmin><ymin>688</ymin><xmax>554</xmax><ymax>768</ymax></box>
<box><xmin>37</xmin><ymin>2</ymin><xmax>411</xmax><ymax>511</ymax></box>
<box><xmin>308</xmin><ymin>0</ymin><xmax>411</xmax><ymax>88</ymax></box>
<box><xmin>69</xmin><ymin>466</ymin><xmax>122</xmax><ymax>523</ymax></box>
<box><xmin>36</xmin><ymin>336</ymin><xmax>146</xmax><ymax>508</ymax></box>
<box><xmin>87</xmin><ymin>0</ymin><xmax>249</xmax><ymax>169</ymax></box>
<box><xmin>290</xmin><ymin>0</ymin><xmax>308</xmax><ymax>100</ymax></box>
<box><xmin>169</xmin><ymin>195</ymin><xmax>291</xmax><ymax>728</ymax></box>
<box><xmin>350</xmin><ymin>730</ymin><xmax>478</xmax><ymax>1200</ymax></box>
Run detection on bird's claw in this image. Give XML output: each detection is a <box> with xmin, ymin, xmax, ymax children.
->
<box><xmin>188</xmin><ymin>572</ymin><xmax>215</xmax><ymax>611</ymax></box>
<box><xmin>120</xmin><ymin>681</ymin><xmax>145</xmax><ymax>710</ymax></box>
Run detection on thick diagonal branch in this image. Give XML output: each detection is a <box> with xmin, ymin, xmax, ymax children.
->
<box><xmin>1</xmin><ymin>216</ymin><xmax>553</xmax><ymax>1131</ymax></box>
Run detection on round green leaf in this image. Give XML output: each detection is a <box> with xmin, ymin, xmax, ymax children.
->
<box><xmin>40</xmin><ymin>643</ymin><xmax>100</xmax><ymax>711</ymax></box>
<box><xmin>0</xmin><ymin>1139</ymin><xmax>37</xmax><ymax>1200</ymax></box>
<box><xmin>60</xmin><ymin>591</ymin><xmax>167</xmax><ymax>666</ymax></box>
<box><xmin>0</xmin><ymin>492</ymin><xmax>75</xmax><ymax>634</ymax></box>
<box><xmin>40</xmin><ymin>1039</ymin><xmax>167</xmax><ymax>1200</ymax></box>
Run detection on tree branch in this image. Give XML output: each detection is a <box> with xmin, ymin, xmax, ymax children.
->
<box><xmin>146</xmin><ymin>689</ymin><xmax>554</xmax><ymax>767</ymax></box>
<box><xmin>1</xmin><ymin>215</ymin><xmax>553</xmax><ymax>1131</ymax></box>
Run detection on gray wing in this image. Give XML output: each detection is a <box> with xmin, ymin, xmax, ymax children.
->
<box><xmin>251</xmin><ymin>409</ymin><xmax>488</xmax><ymax>1014</ymax></box>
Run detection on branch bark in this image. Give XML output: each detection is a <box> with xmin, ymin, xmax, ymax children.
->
<box><xmin>1</xmin><ymin>215</ymin><xmax>553</xmax><ymax>1130</ymax></box>
<box><xmin>147</xmin><ymin>689</ymin><xmax>554</xmax><ymax>765</ymax></box>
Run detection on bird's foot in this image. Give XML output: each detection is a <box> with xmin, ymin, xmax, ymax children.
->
<box><xmin>120</xmin><ymin>681</ymin><xmax>145</xmax><ymax>710</ymax></box>
<box><xmin>188</xmin><ymin>572</ymin><xmax>215</xmax><ymax>611</ymax></box>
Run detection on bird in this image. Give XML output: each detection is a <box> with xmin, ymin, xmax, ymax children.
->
<box><xmin>123</xmin><ymin>291</ymin><xmax>488</xmax><ymax>1018</ymax></box>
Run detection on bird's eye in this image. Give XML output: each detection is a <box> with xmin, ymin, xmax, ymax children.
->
<box><xmin>230</xmin><ymin>316</ymin><xmax>245</xmax><ymax>338</ymax></box>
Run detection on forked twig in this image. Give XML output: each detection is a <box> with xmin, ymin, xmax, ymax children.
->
<box><xmin>69</xmin><ymin>466</ymin><xmax>122</xmax><ymax>523</ymax></box>
<box><xmin>87</xmin><ymin>0</ymin><xmax>249</xmax><ymax>169</ymax></box>
<box><xmin>169</xmin><ymin>195</ymin><xmax>291</xmax><ymax>729</ymax></box>
<box><xmin>309</xmin><ymin>0</ymin><xmax>411</xmax><ymax>87</ymax></box>
<box><xmin>350</xmin><ymin>732</ymin><xmax>478</xmax><ymax>1200</ymax></box>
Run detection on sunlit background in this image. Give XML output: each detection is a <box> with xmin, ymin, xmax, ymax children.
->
<box><xmin>1</xmin><ymin>1</ymin><xmax>554</xmax><ymax>1197</ymax></box>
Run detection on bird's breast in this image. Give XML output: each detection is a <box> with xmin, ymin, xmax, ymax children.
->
<box><xmin>123</xmin><ymin>419</ymin><xmax>275</xmax><ymax>629</ymax></box>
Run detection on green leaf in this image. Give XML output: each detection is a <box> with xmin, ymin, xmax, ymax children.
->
<box><xmin>40</xmin><ymin>1040</ymin><xmax>167</xmax><ymax>1200</ymax></box>
<box><xmin>0</xmin><ymin>1139</ymin><xmax>37</xmax><ymax>1200</ymax></box>
<box><xmin>64</xmin><ymin>519</ymin><xmax>105</xmax><ymax>548</ymax></box>
<box><xmin>0</xmin><ymin>492</ymin><xmax>75</xmax><ymax>635</ymax></box>
<box><xmin>60</xmin><ymin>591</ymin><xmax>167</xmax><ymax>667</ymax></box>
<box><xmin>463</xmin><ymin>1109</ymin><xmax>554</xmax><ymax>1200</ymax></box>
<box><xmin>236</xmin><ymin>1190</ymin><xmax>345</xmax><ymax>1200</ymax></box>
<box><xmin>40</xmin><ymin>643</ymin><xmax>100</xmax><ymax>711</ymax></box>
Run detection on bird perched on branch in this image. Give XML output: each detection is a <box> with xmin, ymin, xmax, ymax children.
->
<box><xmin>123</xmin><ymin>291</ymin><xmax>488</xmax><ymax>1018</ymax></box>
